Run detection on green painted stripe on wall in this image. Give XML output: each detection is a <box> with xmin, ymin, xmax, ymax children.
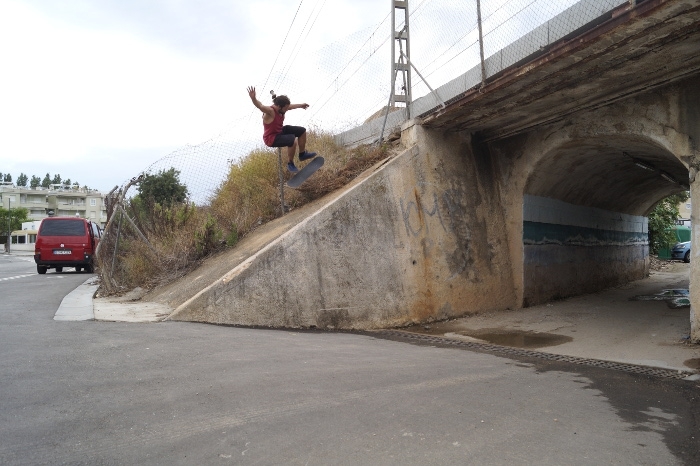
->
<box><xmin>523</xmin><ymin>221</ymin><xmax>648</xmax><ymax>246</ymax></box>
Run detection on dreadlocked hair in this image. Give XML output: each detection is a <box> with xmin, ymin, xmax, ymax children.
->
<box><xmin>270</xmin><ymin>90</ymin><xmax>290</xmax><ymax>107</ymax></box>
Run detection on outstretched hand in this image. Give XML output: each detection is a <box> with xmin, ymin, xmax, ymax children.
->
<box><xmin>247</xmin><ymin>86</ymin><xmax>256</xmax><ymax>100</ymax></box>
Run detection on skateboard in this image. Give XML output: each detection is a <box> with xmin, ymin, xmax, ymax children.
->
<box><xmin>286</xmin><ymin>156</ymin><xmax>325</xmax><ymax>188</ymax></box>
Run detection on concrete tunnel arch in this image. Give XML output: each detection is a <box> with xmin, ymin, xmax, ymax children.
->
<box><xmin>520</xmin><ymin>131</ymin><xmax>689</xmax><ymax>307</ymax></box>
<box><xmin>525</xmin><ymin>135</ymin><xmax>689</xmax><ymax>216</ymax></box>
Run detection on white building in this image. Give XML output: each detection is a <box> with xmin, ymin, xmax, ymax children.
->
<box><xmin>0</xmin><ymin>183</ymin><xmax>107</xmax><ymax>227</ymax></box>
<box><xmin>6</xmin><ymin>221</ymin><xmax>39</xmax><ymax>254</ymax></box>
<box><xmin>677</xmin><ymin>199</ymin><xmax>691</xmax><ymax>227</ymax></box>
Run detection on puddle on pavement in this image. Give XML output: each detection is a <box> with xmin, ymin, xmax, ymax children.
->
<box><xmin>630</xmin><ymin>289</ymin><xmax>690</xmax><ymax>308</ymax></box>
<box><xmin>455</xmin><ymin>329</ymin><xmax>573</xmax><ymax>349</ymax></box>
<box><xmin>683</xmin><ymin>358</ymin><xmax>700</xmax><ymax>370</ymax></box>
<box><xmin>406</xmin><ymin>324</ymin><xmax>572</xmax><ymax>349</ymax></box>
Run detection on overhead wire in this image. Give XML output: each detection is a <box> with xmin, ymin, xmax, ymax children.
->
<box><xmin>279</xmin><ymin>0</ymin><xmax>432</xmax><ymax>121</ymax></box>
<box><xmin>261</xmin><ymin>0</ymin><xmax>306</xmax><ymax>92</ymax></box>
<box><xmin>122</xmin><ymin>0</ymin><xmax>615</xmax><ymax>203</ymax></box>
<box><xmin>412</xmin><ymin>0</ymin><xmax>543</xmax><ymax>89</ymax></box>
<box><xmin>308</xmin><ymin>14</ymin><xmax>392</xmax><ymax>116</ymax></box>
<box><xmin>482</xmin><ymin>0</ymin><xmax>541</xmax><ymax>39</ymax></box>
<box><xmin>265</xmin><ymin>0</ymin><xmax>549</xmax><ymax>128</ymax></box>
<box><xmin>249</xmin><ymin>0</ymin><xmax>308</xmax><ymax>135</ymax></box>
<box><xmin>273</xmin><ymin>0</ymin><xmax>328</xmax><ymax>91</ymax></box>
<box><xmin>308</xmin><ymin>0</ymin><xmax>436</xmax><ymax>123</ymax></box>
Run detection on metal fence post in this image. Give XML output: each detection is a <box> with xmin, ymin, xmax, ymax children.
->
<box><xmin>476</xmin><ymin>0</ymin><xmax>487</xmax><ymax>88</ymax></box>
<box><xmin>110</xmin><ymin>209</ymin><xmax>124</xmax><ymax>280</ymax></box>
<box><xmin>277</xmin><ymin>147</ymin><xmax>286</xmax><ymax>216</ymax></box>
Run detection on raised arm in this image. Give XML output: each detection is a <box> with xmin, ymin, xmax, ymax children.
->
<box><xmin>288</xmin><ymin>103</ymin><xmax>309</xmax><ymax>110</ymax></box>
<box><xmin>247</xmin><ymin>86</ymin><xmax>275</xmax><ymax>119</ymax></box>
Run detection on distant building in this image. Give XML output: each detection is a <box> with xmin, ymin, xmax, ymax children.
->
<box><xmin>6</xmin><ymin>221</ymin><xmax>39</xmax><ymax>254</ymax></box>
<box><xmin>677</xmin><ymin>199</ymin><xmax>691</xmax><ymax>227</ymax></box>
<box><xmin>0</xmin><ymin>183</ymin><xmax>107</xmax><ymax>228</ymax></box>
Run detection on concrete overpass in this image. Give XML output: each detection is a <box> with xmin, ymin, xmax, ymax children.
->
<box><xmin>158</xmin><ymin>0</ymin><xmax>700</xmax><ymax>342</ymax></box>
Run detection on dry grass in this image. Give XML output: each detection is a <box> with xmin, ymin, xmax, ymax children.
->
<box><xmin>210</xmin><ymin>129</ymin><xmax>390</xmax><ymax>242</ymax></box>
<box><xmin>296</xmin><ymin>138</ymin><xmax>390</xmax><ymax>197</ymax></box>
<box><xmin>97</xmin><ymin>201</ymin><xmax>225</xmax><ymax>292</ymax></box>
<box><xmin>97</xmin><ymin>129</ymin><xmax>393</xmax><ymax>294</ymax></box>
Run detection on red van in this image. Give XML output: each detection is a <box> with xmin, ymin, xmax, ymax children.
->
<box><xmin>34</xmin><ymin>217</ymin><xmax>102</xmax><ymax>274</ymax></box>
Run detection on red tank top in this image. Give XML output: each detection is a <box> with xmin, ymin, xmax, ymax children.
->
<box><xmin>263</xmin><ymin>107</ymin><xmax>284</xmax><ymax>146</ymax></box>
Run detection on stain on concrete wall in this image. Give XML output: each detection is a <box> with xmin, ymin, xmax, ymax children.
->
<box><xmin>161</xmin><ymin>74</ymin><xmax>700</xmax><ymax>334</ymax></box>
<box><xmin>168</xmin><ymin>126</ymin><xmax>518</xmax><ymax>329</ymax></box>
<box><xmin>399</xmin><ymin>126</ymin><xmax>518</xmax><ymax>322</ymax></box>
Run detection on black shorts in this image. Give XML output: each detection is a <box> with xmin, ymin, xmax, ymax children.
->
<box><xmin>271</xmin><ymin>125</ymin><xmax>306</xmax><ymax>147</ymax></box>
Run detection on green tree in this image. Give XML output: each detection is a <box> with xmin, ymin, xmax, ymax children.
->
<box><xmin>63</xmin><ymin>178</ymin><xmax>71</xmax><ymax>186</ymax></box>
<box><xmin>30</xmin><ymin>175</ymin><xmax>41</xmax><ymax>188</ymax></box>
<box><xmin>648</xmin><ymin>192</ymin><xmax>690</xmax><ymax>254</ymax></box>
<box><xmin>0</xmin><ymin>207</ymin><xmax>30</xmax><ymax>234</ymax></box>
<box><xmin>136</xmin><ymin>168</ymin><xmax>189</xmax><ymax>207</ymax></box>
<box><xmin>16</xmin><ymin>173</ymin><xmax>28</xmax><ymax>187</ymax></box>
<box><xmin>41</xmin><ymin>173</ymin><xmax>51</xmax><ymax>188</ymax></box>
<box><xmin>51</xmin><ymin>174</ymin><xmax>62</xmax><ymax>185</ymax></box>
<box><xmin>3</xmin><ymin>173</ymin><xmax>11</xmax><ymax>183</ymax></box>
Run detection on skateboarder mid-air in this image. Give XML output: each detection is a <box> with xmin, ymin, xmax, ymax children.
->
<box><xmin>247</xmin><ymin>86</ymin><xmax>316</xmax><ymax>173</ymax></box>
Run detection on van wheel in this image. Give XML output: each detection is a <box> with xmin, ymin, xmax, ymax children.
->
<box><xmin>55</xmin><ymin>267</ymin><xmax>63</xmax><ymax>273</ymax></box>
<box><xmin>85</xmin><ymin>264</ymin><xmax>94</xmax><ymax>273</ymax></box>
<box><xmin>37</xmin><ymin>265</ymin><xmax>47</xmax><ymax>274</ymax></box>
<box><xmin>75</xmin><ymin>266</ymin><xmax>82</xmax><ymax>273</ymax></box>
<box><xmin>684</xmin><ymin>251</ymin><xmax>690</xmax><ymax>263</ymax></box>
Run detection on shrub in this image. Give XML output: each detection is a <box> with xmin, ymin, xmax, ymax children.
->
<box><xmin>98</xmin><ymin>130</ymin><xmax>394</xmax><ymax>294</ymax></box>
<box><xmin>648</xmin><ymin>192</ymin><xmax>690</xmax><ymax>254</ymax></box>
<box><xmin>195</xmin><ymin>214</ymin><xmax>223</xmax><ymax>255</ymax></box>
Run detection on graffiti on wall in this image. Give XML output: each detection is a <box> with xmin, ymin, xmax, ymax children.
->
<box><xmin>399</xmin><ymin>186</ymin><xmax>474</xmax><ymax>280</ymax></box>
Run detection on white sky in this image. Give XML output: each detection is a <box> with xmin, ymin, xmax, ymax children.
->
<box><xmin>0</xmin><ymin>0</ymin><xmax>380</xmax><ymax>192</ymax></box>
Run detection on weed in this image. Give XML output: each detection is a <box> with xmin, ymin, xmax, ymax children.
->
<box><xmin>226</xmin><ymin>227</ymin><xmax>239</xmax><ymax>247</ymax></box>
<box><xmin>195</xmin><ymin>214</ymin><xmax>223</xmax><ymax>255</ymax></box>
<box><xmin>98</xmin><ymin>129</ymin><xmax>395</xmax><ymax>294</ymax></box>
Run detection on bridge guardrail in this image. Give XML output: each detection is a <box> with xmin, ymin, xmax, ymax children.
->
<box><xmin>336</xmin><ymin>0</ymin><xmax>630</xmax><ymax>147</ymax></box>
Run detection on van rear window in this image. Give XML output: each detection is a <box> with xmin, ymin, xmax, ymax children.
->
<box><xmin>39</xmin><ymin>220</ymin><xmax>86</xmax><ymax>236</ymax></box>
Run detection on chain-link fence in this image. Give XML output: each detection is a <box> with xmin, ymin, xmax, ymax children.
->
<box><xmin>123</xmin><ymin>0</ymin><xmax>633</xmax><ymax>206</ymax></box>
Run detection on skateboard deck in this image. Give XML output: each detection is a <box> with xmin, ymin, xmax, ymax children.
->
<box><xmin>287</xmin><ymin>156</ymin><xmax>324</xmax><ymax>188</ymax></box>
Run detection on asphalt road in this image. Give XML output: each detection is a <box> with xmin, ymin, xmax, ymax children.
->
<box><xmin>1</xmin><ymin>254</ymin><xmax>698</xmax><ymax>465</ymax></box>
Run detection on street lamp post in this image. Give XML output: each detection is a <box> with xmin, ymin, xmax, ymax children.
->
<box><xmin>5</xmin><ymin>198</ymin><xmax>11</xmax><ymax>254</ymax></box>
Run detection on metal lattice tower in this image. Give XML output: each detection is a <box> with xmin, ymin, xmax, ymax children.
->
<box><xmin>391</xmin><ymin>0</ymin><xmax>412</xmax><ymax>118</ymax></box>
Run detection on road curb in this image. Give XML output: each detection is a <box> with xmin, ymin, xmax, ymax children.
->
<box><xmin>54</xmin><ymin>277</ymin><xmax>99</xmax><ymax>321</ymax></box>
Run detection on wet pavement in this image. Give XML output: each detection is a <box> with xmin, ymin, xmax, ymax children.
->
<box><xmin>55</xmin><ymin>257</ymin><xmax>700</xmax><ymax>375</ymax></box>
<box><xmin>403</xmin><ymin>262</ymin><xmax>700</xmax><ymax>375</ymax></box>
<box><xmin>5</xmin><ymin>252</ymin><xmax>700</xmax><ymax>464</ymax></box>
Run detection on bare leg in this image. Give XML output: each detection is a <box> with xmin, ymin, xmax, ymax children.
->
<box><xmin>287</xmin><ymin>139</ymin><xmax>298</xmax><ymax>163</ymax></box>
<box><xmin>298</xmin><ymin>132</ymin><xmax>307</xmax><ymax>153</ymax></box>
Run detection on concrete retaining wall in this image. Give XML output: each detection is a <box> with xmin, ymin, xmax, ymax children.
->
<box><xmin>168</xmin><ymin>124</ymin><xmax>517</xmax><ymax>329</ymax></box>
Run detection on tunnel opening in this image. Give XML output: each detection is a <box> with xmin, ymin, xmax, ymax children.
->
<box><xmin>522</xmin><ymin>135</ymin><xmax>688</xmax><ymax>307</ymax></box>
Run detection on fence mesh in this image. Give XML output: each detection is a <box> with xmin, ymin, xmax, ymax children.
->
<box><xmin>133</xmin><ymin>0</ymin><xmax>629</xmax><ymax>206</ymax></box>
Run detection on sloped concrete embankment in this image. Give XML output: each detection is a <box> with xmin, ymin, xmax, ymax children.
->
<box><xmin>163</xmin><ymin>130</ymin><xmax>518</xmax><ymax>329</ymax></box>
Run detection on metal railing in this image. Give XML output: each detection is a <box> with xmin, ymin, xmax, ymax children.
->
<box><xmin>337</xmin><ymin>0</ymin><xmax>631</xmax><ymax>147</ymax></box>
